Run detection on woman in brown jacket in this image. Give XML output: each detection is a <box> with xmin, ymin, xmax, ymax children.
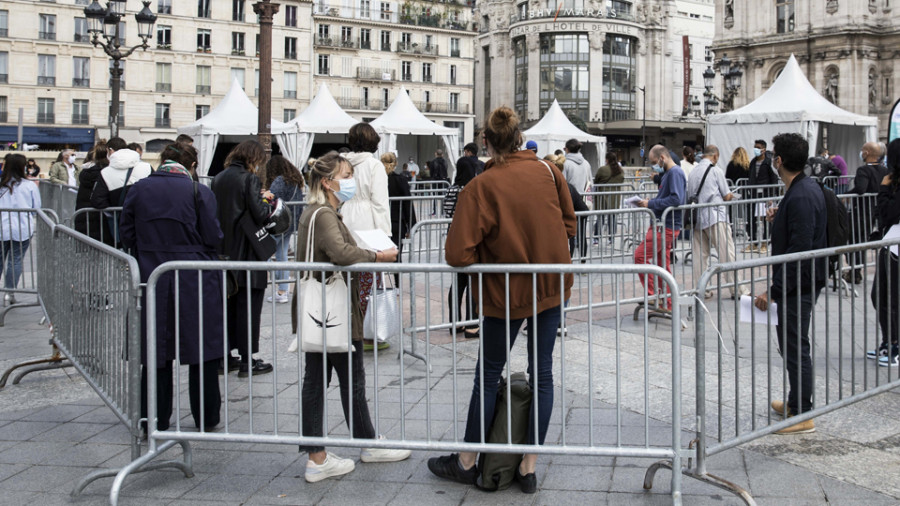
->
<box><xmin>427</xmin><ymin>107</ymin><xmax>576</xmax><ymax>493</ymax></box>
<box><xmin>291</xmin><ymin>152</ymin><xmax>409</xmax><ymax>483</ymax></box>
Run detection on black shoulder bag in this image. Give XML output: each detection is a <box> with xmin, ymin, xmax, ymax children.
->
<box><xmin>683</xmin><ymin>164</ymin><xmax>714</xmax><ymax>230</ymax></box>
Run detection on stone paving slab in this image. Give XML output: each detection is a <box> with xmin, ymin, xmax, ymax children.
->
<box><xmin>2</xmin><ymin>297</ymin><xmax>899</xmax><ymax>505</ymax></box>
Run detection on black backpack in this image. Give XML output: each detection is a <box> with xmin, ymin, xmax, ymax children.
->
<box><xmin>443</xmin><ymin>184</ymin><xmax>461</xmax><ymax>218</ymax></box>
<box><xmin>817</xmin><ymin>180</ymin><xmax>850</xmax><ymax>272</ymax></box>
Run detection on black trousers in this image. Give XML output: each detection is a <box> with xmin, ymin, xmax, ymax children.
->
<box><xmin>227</xmin><ymin>286</ymin><xmax>264</xmax><ymax>360</ymax></box>
<box><xmin>569</xmin><ymin>217</ymin><xmax>588</xmax><ymax>260</ymax></box>
<box><xmin>872</xmin><ymin>249</ymin><xmax>900</xmax><ymax>347</ymax></box>
<box><xmin>448</xmin><ymin>272</ymin><xmax>479</xmax><ymax>326</ymax></box>
<box><xmin>775</xmin><ymin>289</ymin><xmax>820</xmax><ymax>415</ymax></box>
<box><xmin>300</xmin><ymin>340</ymin><xmax>375</xmax><ymax>453</ymax></box>
<box><xmin>141</xmin><ymin>360</ymin><xmax>221</xmax><ymax>431</ymax></box>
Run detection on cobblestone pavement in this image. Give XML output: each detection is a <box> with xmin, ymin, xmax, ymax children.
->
<box><xmin>1</xmin><ymin>292</ymin><xmax>898</xmax><ymax>505</ymax></box>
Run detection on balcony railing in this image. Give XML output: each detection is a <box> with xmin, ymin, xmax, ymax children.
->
<box><xmin>74</xmin><ymin>33</ymin><xmax>91</xmax><ymax>43</ymax></box>
<box><xmin>156</xmin><ymin>83</ymin><xmax>171</xmax><ymax>92</ymax></box>
<box><xmin>155</xmin><ymin>117</ymin><xmax>171</xmax><ymax>128</ymax></box>
<box><xmin>336</xmin><ymin>97</ymin><xmax>388</xmax><ymax>111</ymax></box>
<box><xmin>37</xmin><ymin>113</ymin><xmax>55</xmax><ymax>124</ymax></box>
<box><xmin>0</xmin><ymin>74</ymin><xmax>7</xmax><ymax>84</ymax></box>
<box><xmin>314</xmin><ymin>36</ymin><xmax>360</xmax><ymax>49</ymax></box>
<box><xmin>0</xmin><ymin>112</ymin><xmax>7</xmax><ymax>122</ymax></box>
<box><xmin>397</xmin><ymin>42</ymin><xmax>439</xmax><ymax>56</ymax></box>
<box><xmin>231</xmin><ymin>49</ymin><xmax>245</xmax><ymax>55</ymax></box>
<box><xmin>450</xmin><ymin>48</ymin><xmax>460</xmax><ymax>57</ymax></box>
<box><xmin>284</xmin><ymin>90</ymin><xmax>297</xmax><ymax>99</ymax></box>
<box><xmin>39</xmin><ymin>31</ymin><xmax>56</xmax><ymax>40</ymax></box>
<box><xmin>415</xmin><ymin>101</ymin><xmax>469</xmax><ymax>114</ymax></box>
<box><xmin>0</xmin><ymin>29</ymin><xmax>7</xmax><ymax>37</ymax></box>
<box><xmin>38</xmin><ymin>76</ymin><xmax>56</xmax><ymax>86</ymax></box>
<box><xmin>285</xmin><ymin>51</ymin><xmax>297</xmax><ymax>59</ymax></box>
<box><xmin>401</xmin><ymin>73</ymin><xmax>412</xmax><ymax>81</ymax></box>
<box><xmin>360</xmin><ymin>39</ymin><xmax>371</xmax><ymax>49</ymax></box>
<box><xmin>196</xmin><ymin>85</ymin><xmax>211</xmax><ymax>94</ymax></box>
<box><xmin>71</xmin><ymin>114</ymin><xmax>89</xmax><ymax>125</ymax></box>
<box><xmin>157</xmin><ymin>43</ymin><xmax>172</xmax><ymax>50</ymax></box>
<box><xmin>72</xmin><ymin>78</ymin><xmax>90</xmax><ymax>87</ymax></box>
<box><xmin>422</xmin><ymin>74</ymin><xmax>433</xmax><ymax>83</ymax></box>
<box><xmin>357</xmin><ymin>68</ymin><xmax>395</xmax><ymax>81</ymax></box>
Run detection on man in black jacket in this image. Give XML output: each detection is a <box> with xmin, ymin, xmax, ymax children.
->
<box><xmin>754</xmin><ymin>132</ymin><xmax>826</xmax><ymax>435</ymax></box>
<box><xmin>454</xmin><ymin>143</ymin><xmax>483</xmax><ymax>187</ymax></box>
<box><xmin>845</xmin><ymin>142</ymin><xmax>890</xmax><ymax>283</ymax></box>
<box><xmin>744</xmin><ymin>139</ymin><xmax>779</xmax><ymax>252</ymax></box>
<box><xmin>428</xmin><ymin>149</ymin><xmax>449</xmax><ymax>182</ymax></box>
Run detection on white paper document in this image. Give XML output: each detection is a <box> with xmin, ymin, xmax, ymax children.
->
<box><xmin>354</xmin><ymin>229</ymin><xmax>397</xmax><ymax>251</ymax></box>
<box><xmin>739</xmin><ymin>295</ymin><xmax>778</xmax><ymax>325</ymax></box>
<box><xmin>882</xmin><ymin>224</ymin><xmax>900</xmax><ymax>257</ymax></box>
<box><xmin>624</xmin><ymin>195</ymin><xmax>643</xmax><ymax>208</ymax></box>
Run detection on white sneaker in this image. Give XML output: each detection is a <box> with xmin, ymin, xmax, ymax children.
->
<box><xmin>305</xmin><ymin>452</ymin><xmax>355</xmax><ymax>483</ymax></box>
<box><xmin>360</xmin><ymin>435</ymin><xmax>412</xmax><ymax>463</ymax></box>
<box><xmin>266</xmin><ymin>293</ymin><xmax>290</xmax><ymax>304</ymax></box>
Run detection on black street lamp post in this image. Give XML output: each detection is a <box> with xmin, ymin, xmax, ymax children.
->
<box><xmin>634</xmin><ymin>86</ymin><xmax>646</xmax><ymax>164</ymax></box>
<box><xmin>84</xmin><ymin>0</ymin><xmax>157</xmax><ymax>139</ymax></box>
<box><xmin>702</xmin><ymin>53</ymin><xmax>742</xmax><ymax>114</ymax></box>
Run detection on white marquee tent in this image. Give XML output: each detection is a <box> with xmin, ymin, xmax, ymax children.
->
<box><xmin>370</xmin><ymin>87</ymin><xmax>460</xmax><ymax>178</ymax></box>
<box><xmin>523</xmin><ymin>100</ymin><xmax>607</xmax><ymax>170</ymax></box>
<box><xmin>284</xmin><ymin>84</ymin><xmax>359</xmax><ymax>168</ymax></box>
<box><xmin>177</xmin><ymin>78</ymin><xmax>294</xmax><ymax>176</ymax></box>
<box><xmin>707</xmin><ymin>54</ymin><xmax>878</xmax><ymax>166</ymax></box>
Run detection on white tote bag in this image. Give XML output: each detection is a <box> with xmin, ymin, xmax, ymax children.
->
<box><xmin>363</xmin><ymin>282</ymin><xmax>401</xmax><ymax>342</ymax></box>
<box><xmin>288</xmin><ymin>208</ymin><xmax>352</xmax><ymax>354</ymax></box>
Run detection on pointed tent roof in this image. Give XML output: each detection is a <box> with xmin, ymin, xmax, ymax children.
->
<box><xmin>708</xmin><ymin>55</ymin><xmax>877</xmax><ymax>126</ymax></box>
<box><xmin>523</xmin><ymin>100</ymin><xmax>604</xmax><ymax>142</ymax></box>
<box><xmin>370</xmin><ymin>87</ymin><xmax>457</xmax><ymax>135</ymax></box>
<box><xmin>177</xmin><ymin>78</ymin><xmax>290</xmax><ymax>136</ymax></box>
<box><xmin>287</xmin><ymin>84</ymin><xmax>358</xmax><ymax>134</ymax></box>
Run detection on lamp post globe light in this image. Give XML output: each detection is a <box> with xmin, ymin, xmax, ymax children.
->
<box><xmin>84</xmin><ymin>0</ymin><xmax>157</xmax><ymax>139</ymax></box>
<box><xmin>701</xmin><ymin>53</ymin><xmax>743</xmax><ymax>114</ymax></box>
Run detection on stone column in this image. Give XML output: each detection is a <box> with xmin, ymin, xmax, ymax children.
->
<box><xmin>526</xmin><ymin>32</ymin><xmax>541</xmax><ymax>121</ymax></box>
<box><xmin>588</xmin><ymin>31</ymin><xmax>605</xmax><ymax>122</ymax></box>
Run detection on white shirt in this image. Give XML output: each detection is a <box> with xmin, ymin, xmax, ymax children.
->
<box><xmin>686</xmin><ymin>159</ymin><xmax>731</xmax><ymax>230</ymax></box>
<box><xmin>66</xmin><ymin>164</ymin><xmax>76</xmax><ymax>186</ymax></box>
<box><xmin>0</xmin><ymin>179</ymin><xmax>41</xmax><ymax>241</ymax></box>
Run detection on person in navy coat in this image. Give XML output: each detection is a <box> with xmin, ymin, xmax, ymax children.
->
<box><xmin>120</xmin><ymin>142</ymin><xmax>225</xmax><ymax>432</ymax></box>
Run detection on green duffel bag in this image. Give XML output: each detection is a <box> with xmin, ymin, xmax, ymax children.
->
<box><xmin>476</xmin><ymin>372</ymin><xmax>533</xmax><ymax>492</ymax></box>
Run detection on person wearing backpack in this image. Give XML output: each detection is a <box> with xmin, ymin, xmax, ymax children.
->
<box><xmin>753</xmin><ymin>133</ymin><xmax>827</xmax><ymax>435</ymax></box>
<box><xmin>845</xmin><ymin>142</ymin><xmax>890</xmax><ymax>284</ymax></box>
<box><xmin>868</xmin><ymin>138</ymin><xmax>900</xmax><ymax>367</ymax></box>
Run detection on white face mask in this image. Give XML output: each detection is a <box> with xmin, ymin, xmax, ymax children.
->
<box><xmin>67</xmin><ymin>155</ymin><xmax>76</xmax><ymax>164</ymax></box>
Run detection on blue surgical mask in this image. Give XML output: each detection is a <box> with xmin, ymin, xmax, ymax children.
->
<box><xmin>753</xmin><ymin>148</ymin><xmax>762</xmax><ymax>158</ymax></box>
<box><xmin>651</xmin><ymin>163</ymin><xmax>664</xmax><ymax>174</ymax></box>
<box><xmin>333</xmin><ymin>178</ymin><xmax>357</xmax><ymax>202</ymax></box>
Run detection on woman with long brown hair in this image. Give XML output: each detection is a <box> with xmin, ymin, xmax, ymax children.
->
<box><xmin>428</xmin><ymin>106</ymin><xmax>576</xmax><ymax>493</ymax></box>
<box><xmin>264</xmin><ymin>155</ymin><xmax>306</xmax><ymax>303</ymax></box>
<box><xmin>211</xmin><ymin>140</ymin><xmax>275</xmax><ymax>377</ymax></box>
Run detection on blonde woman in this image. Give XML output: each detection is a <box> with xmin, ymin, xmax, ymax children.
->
<box><xmin>292</xmin><ymin>152</ymin><xmax>408</xmax><ymax>482</ymax></box>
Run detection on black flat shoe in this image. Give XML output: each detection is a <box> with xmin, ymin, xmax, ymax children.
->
<box><xmin>463</xmin><ymin>327</ymin><xmax>480</xmax><ymax>338</ymax></box>
<box><xmin>218</xmin><ymin>356</ymin><xmax>241</xmax><ymax>375</ymax></box>
<box><xmin>514</xmin><ymin>466</ymin><xmax>537</xmax><ymax>494</ymax></box>
<box><xmin>238</xmin><ymin>358</ymin><xmax>273</xmax><ymax>378</ymax></box>
<box><xmin>427</xmin><ymin>453</ymin><xmax>478</xmax><ymax>485</ymax></box>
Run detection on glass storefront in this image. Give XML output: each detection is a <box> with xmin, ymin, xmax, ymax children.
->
<box><xmin>539</xmin><ymin>33</ymin><xmax>589</xmax><ymax>121</ymax></box>
<box><xmin>602</xmin><ymin>34</ymin><xmax>636</xmax><ymax>122</ymax></box>
<box><xmin>514</xmin><ymin>37</ymin><xmax>528</xmax><ymax>120</ymax></box>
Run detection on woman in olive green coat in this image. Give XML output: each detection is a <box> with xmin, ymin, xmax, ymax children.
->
<box><xmin>594</xmin><ymin>152</ymin><xmax>626</xmax><ymax>237</ymax></box>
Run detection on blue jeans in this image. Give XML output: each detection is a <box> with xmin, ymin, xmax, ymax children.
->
<box><xmin>1</xmin><ymin>239</ymin><xmax>30</xmax><ymax>290</ymax></box>
<box><xmin>464</xmin><ymin>304</ymin><xmax>560</xmax><ymax>446</ymax></box>
<box><xmin>272</xmin><ymin>233</ymin><xmax>291</xmax><ymax>292</ymax></box>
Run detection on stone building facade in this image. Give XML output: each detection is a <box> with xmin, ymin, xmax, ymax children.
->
<box><xmin>713</xmin><ymin>0</ymin><xmax>899</xmax><ymax>140</ymax></box>
<box><xmin>474</xmin><ymin>0</ymin><xmax>715</xmax><ymax>163</ymax></box>
<box><xmin>0</xmin><ymin>0</ymin><xmax>474</xmax><ymax>153</ymax></box>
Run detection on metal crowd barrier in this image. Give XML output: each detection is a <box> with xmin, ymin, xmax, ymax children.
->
<box><xmin>0</xmin><ymin>208</ymin><xmax>64</xmax><ymax>387</ymax></box>
<box><xmin>409</xmin><ymin>180</ymin><xmax>450</xmax><ymax>193</ymax></box>
<box><xmin>197</xmin><ymin>175</ymin><xmax>213</xmax><ymax>188</ymax></box>
<box><xmin>70</xmin><ymin>206</ymin><xmax>125</xmax><ymax>247</ymax></box>
<box><xmin>23</xmin><ymin>209</ymin><xmax>192</xmax><ymax>499</ymax></box>
<box><xmin>37</xmin><ymin>181</ymin><xmax>79</xmax><ymax>224</ymax></box>
<box><xmin>820</xmin><ymin>175</ymin><xmax>850</xmax><ymax>195</ymax></box>
<box><xmin>115</xmin><ymin>260</ymin><xmax>686</xmax><ymax>505</ymax></box>
<box><xmin>0</xmin><ymin>207</ymin><xmax>43</xmax><ymax>325</ymax></box>
<box><xmin>665</xmin><ymin>237</ymin><xmax>900</xmax><ymax>504</ymax></box>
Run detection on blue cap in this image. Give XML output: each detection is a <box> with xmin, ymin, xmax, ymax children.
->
<box><xmin>525</xmin><ymin>140</ymin><xmax>538</xmax><ymax>151</ymax></box>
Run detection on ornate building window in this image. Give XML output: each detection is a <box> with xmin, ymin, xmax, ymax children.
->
<box><xmin>514</xmin><ymin>37</ymin><xmax>528</xmax><ymax>120</ymax></box>
<box><xmin>539</xmin><ymin>34</ymin><xmax>589</xmax><ymax>121</ymax></box>
<box><xmin>602</xmin><ymin>34</ymin><xmax>636</xmax><ymax>122</ymax></box>
<box><xmin>776</xmin><ymin>0</ymin><xmax>794</xmax><ymax>33</ymax></box>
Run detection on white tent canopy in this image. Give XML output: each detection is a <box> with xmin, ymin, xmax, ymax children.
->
<box><xmin>284</xmin><ymin>84</ymin><xmax>358</xmax><ymax>168</ymax></box>
<box><xmin>177</xmin><ymin>78</ymin><xmax>294</xmax><ymax>176</ymax></box>
<box><xmin>370</xmin><ymin>87</ymin><xmax>460</xmax><ymax>178</ymax></box>
<box><xmin>707</xmin><ymin>55</ymin><xmax>878</xmax><ymax>168</ymax></box>
<box><xmin>523</xmin><ymin>100</ymin><xmax>607</xmax><ymax>172</ymax></box>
